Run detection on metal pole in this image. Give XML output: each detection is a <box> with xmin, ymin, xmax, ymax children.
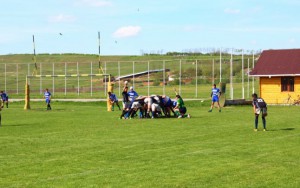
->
<box><xmin>179</xmin><ymin>60</ymin><xmax>182</xmax><ymax>94</ymax></box>
<box><xmin>212</xmin><ymin>59</ymin><xmax>215</xmax><ymax>84</ymax></box>
<box><xmin>52</xmin><ymin>63</ymin><xmax>55</xmax><ymax>95</ymax></box>
<box><xmin>230</xmin><ymin>49</ymin><xmax>233</xmax><ymax>100</ymax></box>
<box><xmin>252</xmin><ymin>52</ymin><xmax>255</xmax><ymax>94</ymax></box>
<box><xmin>16</xmin><ymin>64</ymin><xmax>19</xmax><ymax>94</ymax></box>
<box><xmin>90</xmin><ymin>62</ymin><xmax>93</xmax><ymax>96</ymax></box>
<box><xmin>4</xmin><ymin>64</ymin><xmax>6</xmax><ymax>91</ymax></box>
<box><xmin>195</xmin><ymin>60</ymin><xmax>198</xmax><ymax>98</ymax></box>
<box><xmin>118</xmin><ymin>61</ymin><xmax>120</xmax><ymax>96</ymax></box>
<box><xmin>40</xmin><ymin>63</ymin><xmax>42</xmax><ymax>94</ymax></box>
<box><xmin>27</xmin><ymin>64</ymin><xmax>30</xmax><ymax>84</ymax></box>
<box><xmin>147</xmin><ymin>61</ymin><xmax>150</xmax><ymax>96</ymax></box>
<box><xmin>132</xmin><ymin>61</ymin><xmax>135</xmax><ymax>89</ymax></box>
<box><xmin>247</xmin><ymin>58</ymin><xmax>250</xmax><ymax>98</ymax></box>
<box><xmin>77</xmin><ymin>62</ymin><xmax>79</xmax><ymax>95</ymax></box>
<box><xmin>220</xmin><ymin>48</ymin><xmax>222</xmax><ymax>82</ymax></box>
<box><xmin>104</xmin><ymin>61</ymin><xmax>107</xmax><ymax>96</ymax></box>
<box><xmin>65</xmin><ymin>62</ymin><xmax>67</xmax><ymax>96</ymax></box>
<box><xmin>242</xmin><ymin>50</ymin><xmax>244</xmax><ymax>99</ymax></box>
<box><xmin>163</xmin><ymin>60</ymin><xmax>165</xmax><ymax>95</ymax></box>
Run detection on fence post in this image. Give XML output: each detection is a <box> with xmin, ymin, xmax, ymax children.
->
<box><xmin>52</xmin><ymin>63</ymin><xmax>55</xmax><ymax>95</ymax></box>
<box><xmin>212</xmin><ymin>59</ymin><xmax>215</xmax><ymax>85</ymax></box>
<box><xmin>77</xmin><ymin>62</ymin><xmax>79</xmax><ymax>96</ymax></box>
<box><xmin>40</xmin><ymin>63</ymin><xmax>42</xmax><ymax>94</ymax></box>
<box><xmin>16</xmin><ymin>63</ymin><xmax>19</xmax><ymax>94</ymax></box>
<box><xmin>230</xmin><ymin>49</ymin><xmax>233</xmax><ymax>100</ymax></box>
<box><xmin>179</xmin><ymin>60</ymin><xmax>182</xmax><ymax>95</ymax></box>
<box><xmin>242</xmin><ymin>50</ymin><xmax>244</xmax><ymax>99</ymax></box>
<box><xmin>104</xmin><ymin>61</ymin><xmax>107</xmax><ymax>96</ymax></box>
<box><xmin>148</xmin><ymin>61</ymin><xmax>150</xmax><ymax>96</ymax></box>
<box><xmin>5</xmin><ymin>64</ymin><xmax>7</xmax><ymax>91</ymax></box>
<box><xmin>220</xmin><ymin>48</ymin><xmax>222</xmax><ymax>82</ymax></box>
<box><xmin>91</xmin><ymin>62</ymin><xmax>93</xmax><ymax>96</ymax></box>
<box><xmin>118</xmin><ymin>61</ymin><xmax>120</xmax><ymax>97</ymax></box>
<box><xmin>132</xmin><ymin>61</ymin><xmax>135</xmax><ymax>89</ymax></box>
<box><xmin>65</xmin><ymin>62</ymin><xmax>67</xmax><ymax>96</ymax></box>
<box><xmin>195</xmin><ymin>60</ymin><xmax>198</xmax><ymax>98</ymax></box>
<box><xmin>247</xmin><ymin>58</ymin><xmax>250</xmax><ymax>99</ymax></box>
<box><xmin>252</xmin><ymin>52</ymin><xmax>255</xmax><ymax>94</ymax></box>
<box><xmin>163</xmin><ymin>60</ymin><xmax>165</xmax><ymax>95</ymax></box>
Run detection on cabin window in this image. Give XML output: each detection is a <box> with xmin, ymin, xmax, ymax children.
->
<box><xmin>281</xmin><ymin>77</ymin><xmax>294</xmax><ymax>92</ymax></box>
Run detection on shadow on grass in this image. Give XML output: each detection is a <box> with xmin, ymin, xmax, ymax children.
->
<box><xmin>267</xmin><ymin>128</ymin><xmax>295</xmax><ymax>131</ymax></box>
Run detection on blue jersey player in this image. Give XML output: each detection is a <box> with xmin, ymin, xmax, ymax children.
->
<box><xmin>208</xmin><ymin>84</ymin><xmax>221</xmax><ymax>112</ymax></box>
<box><xmin>44</xmin><ymin>88</ymin><xmax>52</xmax><ymax>110</ymax></box>
<box><xmin>0</xmin><ymin>91</ymin><xmax>8</xmax><ymax>108</ymax></box>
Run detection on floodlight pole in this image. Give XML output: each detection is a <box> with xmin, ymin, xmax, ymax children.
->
<box><xmin>242</xmin><ymin>49</ymin><xmax>244</xmax><ymax>99</ymax></box>
<box><xmin>220</xmin><ymin>48</ymin><xmax>222</xmax><ymax>82</ymax></box>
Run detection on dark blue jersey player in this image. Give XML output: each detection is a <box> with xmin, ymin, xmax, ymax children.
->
<box><xmin>208</xmin><ymin>84</ymin><xmax>221</xmax><ymax>112</ymax></box>
<box><xmin>0</xmin><ymin>91</ymin><xmax>8</xmax><ymax>108</ymax></box>
<box><xmin>44</xmin><ymin>88</ymin><xmax>52</xmax><ymax>110</ymax></box>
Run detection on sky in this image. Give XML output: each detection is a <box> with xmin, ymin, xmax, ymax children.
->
<box><xmin>1</xmin><ymin>0</ymin><xmax>300</xmax><ymax>55</ymax></box>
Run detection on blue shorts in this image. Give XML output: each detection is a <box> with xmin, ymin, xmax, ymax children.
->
<box><xmin>164</xmin><ymin>99</ymin><xmax>172</xmax><ymax>107</ymax></box>
<box><xmin>46</xmin><ymin>99</ymin><xmax>51</xmax><ymax>104</ymax></box>
<box><xmin>179</xmin><ymin>107</ymin><xmax>187</xmax><ymax>114</ymax></box>
<box><xmin>212</xmin><ymin>96</ymin><xmax>219</xmax><ymax>102</ymax></box>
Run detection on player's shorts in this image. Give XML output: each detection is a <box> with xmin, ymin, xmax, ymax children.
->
<box><xmin>151</xmin><ymin>103</ymin><xmax>162</xmax><ymax>112</ymax></box>
<box><xmin>46</xmin><ymin>99</ymin><xmax>51</xmax><ymax>104</ymax></box>
<box><xmin>212</xmin><ymin>96</ymin><xmax>219</xmax><ymax>102</ymax></box>
<box><xmin>255</xmin><ymin>108</ymin><xmax>267</xmax><ymax>116</ymax></box>
<box><xmin>122</xmin><ymin>101</ymin><xmax>131</xmax><ymax>109</ymax></box>
<box><xmin>131</xmin><ymin>101</ymin><xmax>142</xmax><ymax>109</ymax></box>
<box><xmin>164</xmin><ymin>98</ymin><xmax>172</xmax><ymax>107</ymax></box>
<box><xmin>179</xmin><ymin>107</ymin><xmax>187</xmax><ymax>114</ymax></box>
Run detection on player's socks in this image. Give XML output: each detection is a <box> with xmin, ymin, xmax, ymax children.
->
<box><xmin>151</xmin><ymin>111</ymin><xmax>155</xmax><ymax>118</ymax></box>
<box><xmin>255</xmin><ymin>116</ymin><xmax>258</xmax><ymax>129</ymax></box>
<box><xmin>0</xmin><ymin>114</ymin><xmax>2</xmax><ymax>126</ymax></box>
<box><xmin>6</xmin><ymin>103</ymin><xmax>8</xmax><ymax>108</ymax></box>
<box><xmin>262</xmin><ymin>117</ymin><xmax>266</xmax><ymax>129</ymax></box>
<box><xmin>175</xmin><ymin>111</ymin><xmax>180</xmax><ymax>117</ymax></box>
<box><xmin>208</xmin><ymin>108</ymin><xmax>212</xmax><ymax>112</ymax></box>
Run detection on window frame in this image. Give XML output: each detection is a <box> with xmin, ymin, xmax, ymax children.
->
<box><xmin>281</xmin><ymin>77</ymin><xmax>294</xmax><ymax>92</ymax></box>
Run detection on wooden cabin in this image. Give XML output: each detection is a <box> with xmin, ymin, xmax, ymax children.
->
<box><xmin>250</xmin><ymin>49</ymin><xmax>300</xmax><ymax>104</ymax></box>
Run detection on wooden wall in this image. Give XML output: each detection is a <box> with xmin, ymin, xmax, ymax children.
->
<box><xmin>260</xmin><ymin>77</ymin><xmax>300</xmax><ymax>104</ymax></box>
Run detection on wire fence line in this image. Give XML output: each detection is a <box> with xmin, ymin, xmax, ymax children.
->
<box><xmin>0</xmin><ymin>56</ymin><xmax>259</xmax><ymax>100</ymax></box>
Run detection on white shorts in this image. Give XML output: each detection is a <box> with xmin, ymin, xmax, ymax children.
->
<box><xmin>131</xmin><ymin>101</ymin><xmax>142</xmax><ymax>109</ymax></box>
<box><xmin>151</xmin><ymin>103</ymin><xmax>161</xmax><ymax>112</ymax></box>
<box><xmin>255</xmin><ymin>108</ymin><xmax>267</xmax><ymax>116</ymax></box>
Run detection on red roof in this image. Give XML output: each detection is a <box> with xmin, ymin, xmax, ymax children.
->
<box><xmin>250</xmin><ymin>49</ymin><xmax>300</xmax><ymax>77</ymax></box>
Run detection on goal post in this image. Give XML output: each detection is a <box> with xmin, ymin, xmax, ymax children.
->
<box><xmin>24</xmin><ymin>73</ymin><xmax>114</xmax><ymax>111</ymax></box>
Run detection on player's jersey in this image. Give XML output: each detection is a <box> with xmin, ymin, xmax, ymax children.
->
<box><xmin>177</xmin><ymin>98</ymin><xmax>185</xmax><ymax>108</ymax></box>
<box><xmin>128</xmin><ymin>90</ymin><xmax>138</xmax><ymax>102</ymax></box>
<box><xmin>122</xmin><ymin>91</ymin><xmax>129</xmax><ymax>102</ymax></box>
<box><xmin>109</xmin><ymin>93</ymin><xmax>118</xmax><ymax>102</ymax></box>
<box><xmin>44</xmin><ymin>91</ymin><xmax>51</xmax><ymax>100</ymax></box>
<box><xmin>212</xmin><ymin>88</ymin><xmax>220</xmax><ymax>97</ymax></box>
<box><xmin>1</xmin><ymin>92</ymin><xmax>8</xmax><ymax>101</ymax></box>
<box><xmin>253</xmin><ymin>98</ymin><xmax>267</xmax><ymax>108</ymax></box>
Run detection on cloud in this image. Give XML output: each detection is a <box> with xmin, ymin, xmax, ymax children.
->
<box><xmin>113</xmin><ymin>26</ymin><xmax>141</xmax><ymax>38</ymax></box>
<box><xmin>75</xmin><ymin>0</ymin><xmax>112</xmax><ymax>7</ymax></box>
<box><xmin>49</xmin><ymin>14</ymin><xmax>76</xmax><ymax>23</ymax></box>
<box><xmin>224</xmin><ymin>8</ymin><xmax>240</xmax><ymax>14</ymax></box>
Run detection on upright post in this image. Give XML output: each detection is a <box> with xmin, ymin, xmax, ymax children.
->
<box><xmin>252</xmin><ymin>52</ymin><xmax>255</xmax><ymax>94</ymax></box>
<box><xmin>77</xmin><ymin>62</ymin><xmax>79</xmax><ymax>96</ymax></box>
<box><xmin>107</xmin><ymin>75</ymin><xmax>114</xmax><ymax>111</ymax></box>
<box><xmin>4</xmin><ymin>64</ymin><xmax>7</xmax><ymax>91</ymax></box>
<box><xmin>179</xmin><ymin>60</ymin><xmax>182</xmax><ymax>94</ymax></box>
<box><xmin>148</xmin><ymin>61</ymin><xmax>150</xmax><ymax>96</ymax></box>
<box><xmin>132</xmin><ymin>61</ymin><xmax>135</xmax><ymax>89</ymax></box>
<box><xmin>247</xmin><ymin>58</ymin><xmax>250</xmax><ymax>98</ymax></box>
<box><xmin>64</xmin><ymin>62</ymin><xmax>67</xmax><ymax>96</ymax></box>
<box><xmin>104</xmin><ymin>62</ymin><xmax>107</xmax><ymax>96</ymax></box>
<box><xmin>212</xmin><ymin>59</ymin><xmax>215</xmax><ymax>84</ymax></box>
<box><xmin>52</xmin><ymin>63</ymin><xmax>55</xmax><ymax>95</ymax></box>
<box><xmin>230</xmin><ymin>49</ymin><xmax>233</xmax><ymax>100</ymax></box>
<box><xmin>195</xmin><ymin>60</ymin><xmax>198</xmax><ymax>98</ymax></box>
<box><xmin>220</xmin><ymin>48</ymin><xmax>222</xmax><ymax>82</ymax></box>
<box><xmin>16</xmin><ymin>64</ymin><xmax>19</xmax><ymax>94</ymax></box>
<box><xmin>242</xmin><ymin>50</ymin><xmax>244</xmax><ymax>99</ymax></box>
<box><xmin>24</xmin><ymin>77</ymin><xmax>31</xmax><ymax>110</ymax></box>
<box><xmin>163</xmin><ymin>60</ymin><xmax>165</xmax><ymax>95</ymax></box>
<box><xmin>40</xmin><ymin>63</ymin><xmax>42</xmax><ymax>94</ymax></box>
<box><xmin>118</xmin><ymin>61</ymin><xmax>121</xmax><ymax>96</ymax></box>
<box><xmin>90</xmin><ymin>62</ymin><xmax>93</xmax><ymax>96</ymax></box>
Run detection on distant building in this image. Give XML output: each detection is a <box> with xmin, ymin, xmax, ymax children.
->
<box><xmin>250</xmin><ymin>49</ymin><xmax>300</xmax><ymax>104</ymax></box>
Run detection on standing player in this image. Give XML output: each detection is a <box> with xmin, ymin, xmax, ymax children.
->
<box><xmin>128</xmin><ymin>86</ymin><xmax>138</xmax><ymax>104</ymax></box>
<box><xmin>120</xmin><ymin>86</ymin><xmax>130</xmax><ymax>119</ymax></box>
<box><xmin>252</xmin><ymin>93</ymin><xmax>267</xmax><ymax>131</ymax></box>
<box><xmin>0</xmin><ymin>91</ymin><xmax>8</xmax><ymax>108</ymax></box>
<box><xmin>108</xmin><ymin>91</ymin><xmax>121</xmax><ymax>111</ymax></box>
<box><xmin>208</xmin><ymin>84</ymin><xmax>221</xmax><ymax>112</ymax></box>
<box><xmin>44</xmin><ymin>88</ymin><xmax>52</xmax><ymax>110</ymax></box>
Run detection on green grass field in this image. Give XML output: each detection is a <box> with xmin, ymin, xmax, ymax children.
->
<box><xmin>0</xmin><ymin>101</ymin><xmax>299</xmax><ymax>187</ymax></box>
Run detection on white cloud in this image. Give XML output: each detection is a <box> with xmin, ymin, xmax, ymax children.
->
<box><xmin>113</xmin><ymin>26</ymin><xmax>141</xmax><ymax>38</ymax></box>
<box><xmin>49</xmin><ymin>14</ymin><xmax>76</xmax><ymax>23</ymax></box>
<box><xmin>75</xmin><ymin>0</ymin><xmax>112</xmax><ymax>7</ymax></box>
<box><xmin>224</xmin><ymin>8</ymin><xmax>240</xmax><ymax>14</ymax></box>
